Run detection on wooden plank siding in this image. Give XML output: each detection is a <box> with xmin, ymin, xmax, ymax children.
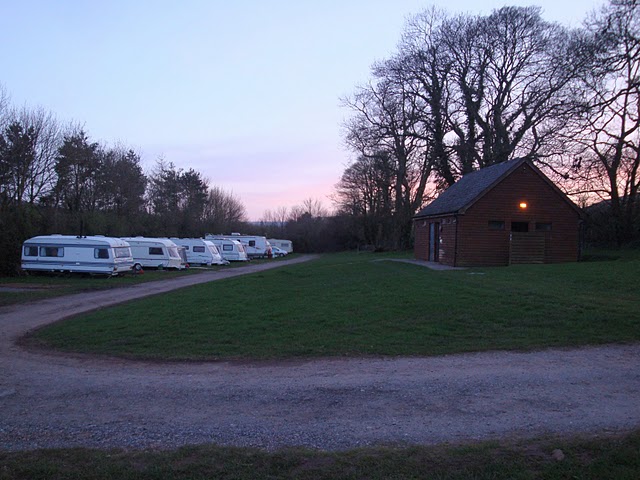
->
<box><xmin>510</xmin><ymin>232</ymin><xmax>546</xmax><ymax>264</ymax></box>
<box><xmin>453</xmin><ymin>164</ymin><xmax>580</xmax><ymax>266</ymax></box>
<box><xmin>414</xmin><ymin>219</ymin><xmax>429</xmax><ymax>261</ymax></box>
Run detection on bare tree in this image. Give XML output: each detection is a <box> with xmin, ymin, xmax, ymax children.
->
<box><xmin>399</xmin><ymin>7</ymin><xmax>454</xmax><ymax>185</ymax></box>
<box><xmin>342</xmin><ymin>59</ymin><xmax>432</xmax><ymax>248</ymax></box>
<box><xmin>260</xmin><ymin>206</ymin><xmax>289</xmax><ymax>235</ymax></box>
<box><xmin>333</xmin><ymin>153</ymin><xmax>394</xmax><ymax>246</ymax></box>
<box><xmin>0</xmin><ymin>84</ymin><xmax>9</xmax><ymax>128</ymax></box>
<box><xmin>0</xmin><ymin>107</ymin><xmax>62</xmax><ymax>207</ymax></box>
<box><xmin>340</xmin><ymin>6</ymin><xmax>580</xmax><ymax>249</ymax></box>
<box><xmin>565</xmin><ymin>0</ymin><xmax>640</xmax><ymax>244</ymax></box>
<box><xmin>203</xmin><ymin>185</ymin><xmax>247</xmax><ymax>233</ymax></box>
<box><xmin>434</xmin><ymin>7</ymin><xmax>578</xmax><ymax>175</ymax></box>
<box><xmin>15</xmin><ymin>107</ymin><xmax>63</xmax><ymax>205</ymax></box>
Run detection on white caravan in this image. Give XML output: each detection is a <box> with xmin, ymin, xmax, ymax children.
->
<box><xmin>170</xmin><ymin>238</ymin><xmax>228</xmax><ymax>266</ymax></box>
<box><xmin>226</xmin><ymin>233</ymin><xmax>272</xmax><ymax>259</ymax></box>
<box><xmin>21</xmin><ymin>235</ymin><xmax>134</xmax><ymax>276</ymax></box>
<box><xmin>205</xmin><ymin>236</ymin><xmax>249</xmax><ymax>262</ymax></box>
<box><xmin>176</xmin><ymin>245</ymin><xmax>189</xmax><ymax>269</ymax></box>
<box><xmin>121</xmin><ymin>237</ymin><xmax>184</xmax><ymax>270</ymax></box>
<box><xmin>267</xmin><ymin>238</ymin><xmax>293</xmax><ymax>254</ymax></box>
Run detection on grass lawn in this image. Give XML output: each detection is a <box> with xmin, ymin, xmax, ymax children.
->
<box><xmin>26</xmin><ymin>249</ymin><xmax>640</xmax><ymax>360</ymax></box>
<box><xmin>1</xmin><ymin>431</ymin><xmax>639</xmax><ymax>479</ymax></box>
<box><xmin>0</xmin><ymin>257</ymin><xmax>284</xmax><ymax>307</ymax></box>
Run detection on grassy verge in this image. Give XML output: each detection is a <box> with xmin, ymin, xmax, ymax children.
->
<box><xmin>26</xmin><ymin>249</ymin><xmax>640</xmax><ymax>360</ymax></box>
<box><xmin>0</xmin><ymin>256</ymin><xmax>290</xmax><ymax>307</ymax></box>
<box><xmin>1</xmin><ymin>431</ymin><xmax>639</xmax><ymax>480</ymax></box>
<box><xmin>0</xmin><ymin>269</ymin><xmax>197</xmax><ymax>307</ymax></box>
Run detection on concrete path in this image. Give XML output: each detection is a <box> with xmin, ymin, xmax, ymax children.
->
<box><xmin>380</xmin><ymin>258</ymin><xmax>466</xmax><ymax>270</ymax></box>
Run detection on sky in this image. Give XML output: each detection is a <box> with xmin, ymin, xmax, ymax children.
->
<box><xmin>1</xmin><ymin>0</ymin><xmax>604</xmax><ymax>220</ymax></box>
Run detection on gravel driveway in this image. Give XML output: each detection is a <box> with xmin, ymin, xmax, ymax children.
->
<box><xmin>1</xmin><ymin>255</ymin><xmax>639</xmax><ymax>451</ymax></box>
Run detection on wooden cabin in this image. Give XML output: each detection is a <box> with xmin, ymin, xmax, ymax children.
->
<box><xmin>413</xmin><ymin>158</ymin><xmax>582</xmax><ymax>267</ymax></box>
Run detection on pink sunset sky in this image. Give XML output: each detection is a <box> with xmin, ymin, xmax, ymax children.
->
<box><xmin>1</xmin><ymin>0</ymin><xmax>603</xmax><ymax>220</ymax></box>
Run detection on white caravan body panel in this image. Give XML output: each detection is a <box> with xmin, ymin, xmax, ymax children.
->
<box><xmin>267</xmin><ymin>238</ymin><xmax>293</xmax><ymax>253</ymax></box>
<box><xmin>171</xmin><ymin>238</ymin><xmax>227</xmax><ymax>266</ymax></box>
<box><xmin>121</xmin><ymin>237</ymin><xmax>184</xmax><ymax>270</ymax></box>
<box><xmin>226</xmin><ymin>234</ymin><xmax>272</xmax><ymax>258</ymax></box>
<box><xmin>21</xmin><ymin>235</ymin><xmax>134</xmax><ymax>275</ymax></box>
<box><xmin>205</xmin><ymin>236</ymin><xmax>249</xmax><ymax>262</ymax></box>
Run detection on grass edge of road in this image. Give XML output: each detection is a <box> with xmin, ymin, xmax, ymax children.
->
<box><xmin>1</xmin><ymin>430</ymin><xmax>639</xmax><ymax>480</ymax></box>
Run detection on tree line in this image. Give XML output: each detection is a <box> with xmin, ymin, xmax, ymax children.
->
<box><xmin>335</xmin><ymin>0</ymin><xmax>640</xmax><ymax>249</ymax></box>
<box><xmin>0</xmin><ymin>89</ymin><xmax>246</xmax><ymax>274</ymax></box>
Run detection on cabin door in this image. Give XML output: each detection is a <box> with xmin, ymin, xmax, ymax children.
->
<box><xmin>429</xmin><ymin>222</ymin><xmax>439</xmax><ymax>262</ymax></box>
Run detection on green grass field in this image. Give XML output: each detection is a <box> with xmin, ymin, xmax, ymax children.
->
<box><xmin>26</xmin><ymin>249</ymin><xmax>640</xmax><ymax>360</ymax></box>
<box><xmin>1</xmin><ymin>431</ymin><xmax>639</xmax><ymax>480</ymax></box>
<box><xmin>0</xmin><ymin>257</ymin><xmax>284</xmax><ymax>307</ymax></box>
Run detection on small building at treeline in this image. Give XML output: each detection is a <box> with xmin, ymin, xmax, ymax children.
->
<box><xmin>413</xmin><ymin>158</ymin><xmax>583</xmax><ymax>267</ymax></box>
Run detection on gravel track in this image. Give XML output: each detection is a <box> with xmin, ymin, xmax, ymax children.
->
<box><xmin>1</xmin><ymin>255</ymin><xmax>639</xmax><ymax>451</ymax></box>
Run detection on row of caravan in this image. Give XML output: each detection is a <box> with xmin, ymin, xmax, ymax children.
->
<box><xmin>204</xmin><ymin>234</ymin><xmax>293</xmax><ymax>258</ymax></box>
<box><xmin>20</xmin><ymin>234</ymin><xmax>293</xmax><ymax>276</ymax></box>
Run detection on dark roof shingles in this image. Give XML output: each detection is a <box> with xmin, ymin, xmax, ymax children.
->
<box><xmin>415</xmin><ymin>158</ymin><xmax>525</xmax><ymax>218</ymax></box>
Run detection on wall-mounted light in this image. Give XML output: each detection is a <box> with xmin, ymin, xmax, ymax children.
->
<box><xmin>519</xmin><ymin>202</ymin><xmax>528</xmax><ymax>209</ymax></box>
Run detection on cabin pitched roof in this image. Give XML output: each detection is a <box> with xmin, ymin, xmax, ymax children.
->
<box><xmin>415</xmin><ymin>158</ymin><xmax>528</xmax><ymax>218</ymax></box>
<box><xmin>415</xmin><ymin>157</ymin><xmax>582</xmax><ymax>219</ymax></box>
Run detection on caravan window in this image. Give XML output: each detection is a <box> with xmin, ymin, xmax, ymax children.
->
<box><xmin>94</xmin><ymin>248</ymin><xmax>110</xmax><ymax>259</ymax></box>
<box><xmin>248</xmin><ymin>240</ymin><xmax>256</xmax><ymax>247</ymax></box>
<box><xmin>114</xmin><ymin>247</ymin><xmax>131</xmax><ymax>258</ymax></box>
<box><xmin>40</xmin><ymin>246</ymin><xmax>63</xmax><ymax>257</ymax></box>
<box><xmin>193</xmin><ymin>246</ymin><xmax>205</xmax><ymax>253</ymax></box>
<box><xmin>223</xmin><ymin>244</ymin><xmax>233</xmax><ymax>251</ymax></box>
<box><xmin>149</xmin><ymin>247</ymin><xmax>163</xmax><ymax>255</ymax></box>
<box><xmin>23</xmin><ymin>246</ymin><xmax>38</xmax><ymax>256</ymax></box>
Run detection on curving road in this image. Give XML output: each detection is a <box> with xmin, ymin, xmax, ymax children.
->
<box><xmin>1</xmin><ymin>256</ymin><xmax>639</xmax><ymax>451</ymax></box>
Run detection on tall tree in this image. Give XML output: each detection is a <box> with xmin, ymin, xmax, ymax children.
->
<box><xmin>0</xmin><ymin>121</ymin><xmax>37</xmax><ymax>206</ymax></box>
<box><xmin>333</xmin><ymin>153</ymin><xmax>394</xmax><ymax>247</ymax></box>
<box><xmin>342</xmin><ymin>60</ymin><xmax>432</xmax><ymax>248</ymax></box>
<box><xmin>147</xmin><ymin>158</ymin><xmax>181</xmax><ymax>218</ymax></box>
<box><xmin>147</xmin><ymin>159</ymin><xmax>211</xmax><ymax>236</ymax></box>
<box><xmin>53</xmin><ymin>130</ymin><xmax>100</xmax><ymax>213</ymax></box>
<box><xmin>203</xmin><ymin>186</ymin><xmax>247</xmax><ymax>233</ymax></box>
<box><xmin>565</xmin><ymin>0</ymin><xmax>640</xmax><ymax>244</ymax></box>
<box><xmin>95</xmin><ymin>146</ymin><xmax>147</xmax><ymax>216</ymax></box>
<box><xmin>16</xmin><ymin>108</ymin><xmax>63</xmax><ymax>205</ymax></box>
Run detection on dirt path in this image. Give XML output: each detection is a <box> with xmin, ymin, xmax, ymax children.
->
<box><xmin>1</xmin><ymin>255</ymin><xmax>639</xmax><ymax>451</ymax></box>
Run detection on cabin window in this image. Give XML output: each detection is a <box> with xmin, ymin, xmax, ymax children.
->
<box><xmin>40</xmin><ymin>246</ymin><xmax>63</xmax><ymax>257</ymax></box>
<box><xmin>183</xmin><ymin>246</ymin><xmax>190</xmax><ymax>250</ymax></box>
<box><xmin>193</xmin><ymin>246</ymin><xmax>205</xmax><ymax>252</ymax></box>
<box><xmin>488</xmin><ymin>220</ymin><xmax>505</xmax><ymax>230</ymax></box>
<box><xmin>223</xmin><ymin>244</ymin><xmax>233</xmax><ymax>251</ymax></box>
<box><xmin>536</xmin><ymin>222</ymin><xmax>552</xmax><ymax>232</ymax></box>
<box><xmin>94</xmin><ymin>248</ymin><xmax>109</xmax><ymax>259</ymax></box>
<box><xmin>511</xmin><ymin>222</ymin><xmax>529</xmax><ymax>232</ymax></box>
<box><xmin>248</xmin><ymin>240</ymin><xmax>256</xmax><ymax>247</ymax></box>
<box><xmin>149</xmin><ymin>247</ymin><xmax>164</xmax><ymax>255</ymax></box>
<box><xmin>23</xmin><ymin>246</ymin><xmax>38</xmax><ymax>256</ymax></box>
<box><xmin>114</xmin><ymin>247</ymin><xmax>131</xmax><ymax>258</ymax></box>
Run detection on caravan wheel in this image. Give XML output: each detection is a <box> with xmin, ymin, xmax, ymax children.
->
<box><xmin>133</xmin><ymin>263</ymin><xmax>143</xmax><ymax>274</ymax></box>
